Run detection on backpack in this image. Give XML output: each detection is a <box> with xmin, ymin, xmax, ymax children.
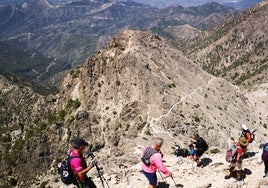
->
<box><xmin>249</xmin><ymin>129</ymin><xmax>257</xmax><ymax>143</ymax></box>
<box><xmin>225</xmin><ymin>144</ymin><xmax>237</xmax><ymax>163</ymax></box>
<box><xmin>141</xmin><ymin>146</ymin><xmax>157</xmax><ymax>166</ymax></box>
<box><xmin>58</xmin><ymin>156</ymin><xmax>79</xmax><ymax>185</ymax></box>
<box><xmin>197</xmin><ymin>137</ymin><xmax>209</xmax><ymax>152</ymax></box>
<box><xmin>242</xmin><ymin>129</ymin><xmax>256</xmax><ymax>143</ymax></box>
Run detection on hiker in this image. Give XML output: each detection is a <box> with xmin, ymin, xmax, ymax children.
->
<box><xmin>262</xmin><ymin>142</ymin><xmax>268</xmax><ymax>178</ymax></box>
<box><xmin>69</xmin><ymin>138</ymin><xmax>97</xmax><ymax>188</ymax></box>
<box><xmin>240</xmin><ymin>124</ymin><xmax>252</xmax><ymax>158</ymax></box>
<box><xmin>174</xmin><ymin>145</ymin><xmax>182</xmax><ymax>157</ymax></box>
<box><xmin>225</xmin><ymin>137</ymin><xmax>249</xmax><ymax>181</ymax></box>
<box><xmin>141</xmin><ymin>137</ymin><xmax>172</xmax><ymax>188</ymax></box>
<box><xmin>192</xmin><ymin>133</ymin><xmax>208</xmax><ymax>167</ymax></box>
<box><xmin>189</xmin><ymin>144</ymin><xmax>195</xmax><ymax>161</ymax></box>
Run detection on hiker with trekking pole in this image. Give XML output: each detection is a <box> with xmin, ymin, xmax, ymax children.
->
<box><xmin>141</xmin><ymin>137</ymin><xmax>172</xmax><ymax>188</ymax></box>
<box><xmin>58</xmin><ymin>138</ymin><xmax>98</xmax><ymax>188</ymax></box>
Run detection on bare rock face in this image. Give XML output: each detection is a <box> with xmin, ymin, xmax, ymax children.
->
<box><xmin>58</xmin><ymin>29</ymin><xmax>267</xmax><ymax>173</ymax></box>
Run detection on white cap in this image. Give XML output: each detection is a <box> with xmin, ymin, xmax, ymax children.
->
<box><xmin>241</xmin><ymin>124</ymin><xmax>248</xmax><ymax>130</ymax></box>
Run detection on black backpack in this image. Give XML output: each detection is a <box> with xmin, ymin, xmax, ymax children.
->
<box><xmin>58</xmin><ymin>156</ymin><xmax>80</xmax><ymax>185</ymax></box>
<box><xmin>141</xmin><ymin>146</ymin><xmax>157</xmax><ymax>166</ymax></box>
<box><xmin>197</xmin><ymin>137</ymin><xmax>209</xmax><ymax>152</ymax></box>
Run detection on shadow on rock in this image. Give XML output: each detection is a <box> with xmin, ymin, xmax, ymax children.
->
<box><xmin>243</xmin><ymin>168</ymin><xmax>252</xmax><ymax>176</ymax></box>
<box><xmin>201</xmin><ymin>157</ymin><xmax>213</xmax><ymax>167</ymax></box>
<box><xmin>157</xmin><ymin>182</ymin><xmax>170</xmax><ymax>188</ymax></box>
<box><xmin>247</xmin><ymin>152</ymin><xmax>256</xmax><ymax>158</ymax></box>
<box><xmin>157</xmin><ymin>182</ymin><xmax>184</xmax><ymax>188</ymax></box>
<box><xmin>174</xmin><ymin>183</ymin><xmax>184</xmax><ymax>187</ymax></box>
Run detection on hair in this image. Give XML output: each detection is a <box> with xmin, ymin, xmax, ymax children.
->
<box><xmin>153</xmin><ymin>137</ymin><xmax>164</xmax><ymax>146</ymax></box>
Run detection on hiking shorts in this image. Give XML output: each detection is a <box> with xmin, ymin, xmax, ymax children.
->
<box><xmin>230</xmin><ymin>161</ymin><xmax>242</xmax><ymax>171</ymax></box>
<box><xmin>142</xmin><ymin>170</ymin><xmax>157</xmax><ymax>186</ymax></box>
<box><xmin>76</xmin><ymin>176</ymin><xmax>96</xmax><ymax>188</ymax></box>
<box><xmin>195</xmin><ymin>150</ymin><xmax>205</xmax><ymax>158</ymax></box>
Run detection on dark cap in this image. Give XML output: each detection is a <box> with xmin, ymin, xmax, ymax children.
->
<box><xmin>73</xmin><ymin>138</ymin><xmax>89</xmax><ymax>149</ymax></box>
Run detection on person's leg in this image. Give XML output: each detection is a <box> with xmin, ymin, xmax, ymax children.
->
<box><xmin>85</xmin><ymin>176</ymin><xmax>97</xmax><ymax>188</ymax></box>
<box><xmin>143</xmin><ymin>170</ymin><xmax>157</xmax><ymax>188</ymax></box>
<box><xmin>225</xmin><ymin>163</ymin><xmax>235</xmax><ymax>179</ymax></box>
<box><xmin>236</xmin><ymin>161</ymin><xmax>243</xmax><ymax>181</ymax></box>
<box><xmin>195</xmin><ymin>150</ymin><xmax>204</xmax><ymax>167</ymax></box>
<box><xmin>76</xmin><ymin>177</ymin><xmax>96</xmax><ymax>188</ymax></box>
<box><xmin>264</xmin><ymin>160</ymin><xmax>268</xmax><ymax>177</ymax></box>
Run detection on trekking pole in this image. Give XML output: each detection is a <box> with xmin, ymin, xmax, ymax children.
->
<box><xmin>87</xmin><ymin>152</ymin><xmax>111</xmax><ymax>188</ymax></box>
<box><xmin>158</xmin><ymin>170</ymin><xmax>165</xmax><ymax>182</ymax></box>
<box><xmin>171</xmin><ymin>176</ymin><xmax>176</xmax><ymax>185</ymax></box>
<box><xmin>95</xmin><ymin>163</ymin><xmax>110</xmax><ymax>188</ymax></box>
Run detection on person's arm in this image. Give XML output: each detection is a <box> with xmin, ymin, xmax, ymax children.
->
<box><xmin>151</xmin><ymin>153</ymin><xmax>172</xmax><ymax>176</ymax></box>
<box><xmin>77</xmin><ymin>165</ymin><xmax>94</xmax><ymax>178</ymax></box>
<box><xmin>245</xmin><ymin>132</ymin><xmax>251</xmax><ymax>142</ymax></box>
<box><xmin>74</xmin><ymin>158</ymin><xmax>97</xmax><ymax>178</ymax></box>
<box><xmin>236</xmin><ymin>147</ymin><xmax>243</xmax><ymax>162</ymax></box>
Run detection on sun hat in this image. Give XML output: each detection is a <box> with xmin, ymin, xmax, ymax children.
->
<box><xmin>238</xmin><ymin>137</ymin><xmax>249</xmax><ymax>147</ymax></box>
<box><xmin>73</xmin><ymin>138</ymin><xmax>89</xmax><ymax>148</ymax></box>
<box><xmin>241</xmin><ymin>124</ymin><xmax>248</xmax><ymax>130</ymax></box>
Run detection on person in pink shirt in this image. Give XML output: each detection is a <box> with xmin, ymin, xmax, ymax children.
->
<box><xmin>141</xmin><ymin>137</ymin><xmax>172</xmax><ymax>188</ymax></box>
<box><xmin>69</xmin><ymin>138</ymin><xmax>97</xmax><ymax>188</ymax></box>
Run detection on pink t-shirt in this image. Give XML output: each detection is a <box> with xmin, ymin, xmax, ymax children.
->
<box><xmin>141</xmin><ymin>147</ymin><xmax>171</xmax><ymax>176</ymax></box>
<box><xmin>69</xmin><ymin>150</ymin><xmax>86</xmax><ymax>181</ymax></box>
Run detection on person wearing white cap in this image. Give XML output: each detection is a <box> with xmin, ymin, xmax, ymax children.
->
<box><xmin>240</xmin><ymin>124</ymin><xmax>252</xmax><ymax>158</ymax></box>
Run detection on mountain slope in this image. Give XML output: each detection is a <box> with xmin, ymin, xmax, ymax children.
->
<box><xmin>0</xmin><ymin>42</ymin><xmax>70</xmax><ymax>93</ymax></box>
<box><xmin>184</xmin><ymin>0</ymin><xmax>268</xmax><ymax>88</ymax></box>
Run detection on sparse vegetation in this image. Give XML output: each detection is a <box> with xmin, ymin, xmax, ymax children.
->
<box><xmin>210</xmin><ymin>148</ymin><xmax>220</xmax><ymax>154</ymax></box>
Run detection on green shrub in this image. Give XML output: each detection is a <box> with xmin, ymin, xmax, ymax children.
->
<box><xmin>58</xmin><ymin>110</ymin><xmax>67</xmax><ymax>120</ymax></box>
<box><xmin>210</xmin><ymin>148</ymin><xmax>220</xmax><ymax>154</ymax></box>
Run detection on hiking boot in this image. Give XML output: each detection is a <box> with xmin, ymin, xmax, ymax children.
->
<box><xmin>224</xmin><ymin>175</ymin><xmax>232</xmax><ymax>179</ymax></box>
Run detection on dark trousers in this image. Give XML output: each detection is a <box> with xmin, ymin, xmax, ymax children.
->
<box><xmin>76</xmin><ymin>176</ymin><xmax>96</xmax><ymax>188</ymax></box>
<box><xmin>265</xmin><ymin>160</ymin><xmax>268</xmax><ymax>174</ymax></box>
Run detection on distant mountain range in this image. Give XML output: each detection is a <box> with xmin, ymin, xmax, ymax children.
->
<box><xmin>131</xmin><ymin>0</ymin><xmax>263</xmax><ymax>9</ymax></box>
<box><xmin>0</xmin><ymin>0</ymin><xmax>239</xmax><ymax>91</ymax></box>
<box><xmin>0</xmin><ymin>0</ymin><xmax>262</xmax><ymax>9</ymax></box>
